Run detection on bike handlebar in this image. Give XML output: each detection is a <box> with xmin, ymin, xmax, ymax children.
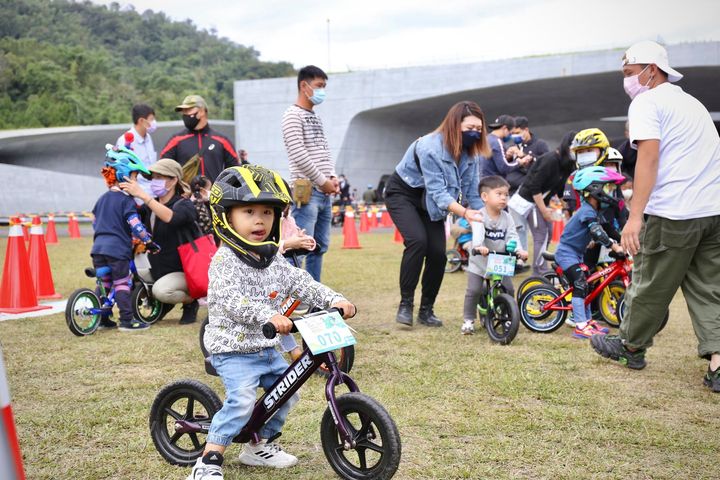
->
<box><xmin>262</xmin><ymin>307</ymin><xmax>346</xmax><ymax>339</ymax></box>
<box><xmin>470</xmin><ymin>249</ymin><xmax>522</xmax><ymax>257</ymax></box>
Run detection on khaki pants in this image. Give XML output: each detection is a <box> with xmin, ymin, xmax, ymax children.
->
<box><xmin>620</xmin><ymin>214</ymin><xmax>720</xmax><ymax>358</ymax></box>
<box><xmin>152</xmin><ymin>272</ymin><xmax>192</xmax><ymax>305</ymax></box>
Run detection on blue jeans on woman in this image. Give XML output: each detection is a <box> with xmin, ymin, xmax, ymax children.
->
<box><xmin>206</xmin><ymin>348</ymin><xmax>299</xmax><ymax>447</ymax></box>
<box><xmin>292</xmin><ymin>189</ymin><xmax>332</xmax><ymax>281</ymax></box>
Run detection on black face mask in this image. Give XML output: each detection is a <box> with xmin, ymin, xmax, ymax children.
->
<box><xmin>183</xmin><ymin>113</ymin><xmax>200</xmax><ymax>131</ymax></box>
<box><xmin>462</xmin><ymin>130</ymin><xmax>482</xmax><ymax>149</ymax></box>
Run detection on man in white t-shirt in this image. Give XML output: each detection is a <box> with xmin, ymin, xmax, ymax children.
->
<box><xmin>591</xmin><ymin>40</ymin><xmax>720</xmax><ymax>393</ymax></box>
<box><xmin>116</xmin><ymin>103</ymin><xmax>157</xmax><ymax>201</ymax></box>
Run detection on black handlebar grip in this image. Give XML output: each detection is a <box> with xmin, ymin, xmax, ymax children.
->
<box><xmin>262</xmin><ymin>322</ymin><xmax>277</xmax><ymax>339</ymax></box>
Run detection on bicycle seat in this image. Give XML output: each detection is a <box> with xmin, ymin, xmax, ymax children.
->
<box><xmin>541</xmin><ymin>252</ymin><xmax>555</xmax><ymax>262</ymax></box>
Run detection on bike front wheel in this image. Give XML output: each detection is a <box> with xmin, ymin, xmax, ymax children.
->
<box><xmin>445</xmin><ymin>249</ymin><xmax>462</xmax><ymax>273</ymax></box>
<box><xmin>596</xmin><ymin>281</ymin><xmax>625</xmax><ymax>327</ymax></box>
<box><xmin>485</xmin><ymin>293</ymin><xmax>520</xmax><ymax>345</ymax></box>
<box><xmin>618</xmin><ymin>295</ymin><xmax>670</xmax><ymax>334</ymax></box>
<box><xmin>65</xmin><ymin>288</ymin><xmax>101</xmax><ymax>336</ymax></box>
<box><xmin>321</xmin><ymin>392</ymin><xmax>401</xmax><ymax>480</ymax></box>
<box><xmin>149</xmin><ymin>379</ymin><xmax>222</xmax><ymax>466</ymax></box>
<box><xmin>519</xmin><ymin>284</ymin><xmax>568</xmax><ymax>333</ymax></box>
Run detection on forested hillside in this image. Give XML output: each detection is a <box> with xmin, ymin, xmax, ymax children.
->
<box><xmin>0</xmin><ymin>0</ymin><xmax>295</xmax><ymax>129</ymax></box>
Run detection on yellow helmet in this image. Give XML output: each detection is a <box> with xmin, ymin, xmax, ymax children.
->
<box><xmin>571</xmin><ymin>128</ymin><xmax>610</xmax><ymax>168</ymax></box>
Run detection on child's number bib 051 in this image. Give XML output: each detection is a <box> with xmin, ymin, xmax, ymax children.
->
<box><xmin>486</xmin><ymin>253</ymin><xmax>516</xmax><ymax>277</ymax></box>
<box><xmin>294</xmin><ymin>310</ymin><xmax>356</xmax><ymax>355</ymax></box>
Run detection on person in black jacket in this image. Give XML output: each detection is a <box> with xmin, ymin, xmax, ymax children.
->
<box><xmin>120</xmin><ymin>158</ymin><xmax>201</xmax><ymax>324</ymax></box>
<box><xmin>512</xmin><ymin>130</ymin><xmax>577</xmax><ymax>274</ymax></box>
<box><xmin>160</xmin><ymin>95</ymin><xmax>239</xmax><ymax>182</ymax></box>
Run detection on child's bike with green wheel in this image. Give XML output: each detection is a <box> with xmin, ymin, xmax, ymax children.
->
<box><xmin>471</xmin><ymin>248</ymin><xmax>521</xmax><ymax>345</ymax></box>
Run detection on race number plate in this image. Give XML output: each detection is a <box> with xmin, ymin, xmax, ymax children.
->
<box><xmin>486</xmin><ymin>253</ymin><xmax>516</xmax><ymax>277</ymax></box>
<box><xmin>294</xmin><ymin>310</ymin><xmax>356</xmax><ymax>355</ymax></box>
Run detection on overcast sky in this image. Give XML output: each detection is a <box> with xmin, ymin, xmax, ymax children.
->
<box><xmin>94</xmin><ymin>0</ymin><xmax>719</xmax><ymax>71</ymax></box>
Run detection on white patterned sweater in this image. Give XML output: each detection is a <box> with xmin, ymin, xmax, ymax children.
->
<box><xmin>204</xmin><ymin>245</ymin><xmax>347</xmax><ymax>355</ymax></box>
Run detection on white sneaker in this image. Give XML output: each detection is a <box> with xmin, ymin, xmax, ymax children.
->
<box><xmin>565</xmin><ymin>314</ymin><xmax>576</xmax><ymax>328</ymax></box>
<box><xmin>238</xmin><ymin>440</ymin><xmax>298</xmax><ymax>468</ymax></box>
<box><xmin>187</xmin><ymin>451</ymin><xmax>224</xmax><ymax>479</ymax></box>
<box><xmin>461</xmin><ymin>320</ymin><xmax>475</xmax><ymax>335</ymax></box>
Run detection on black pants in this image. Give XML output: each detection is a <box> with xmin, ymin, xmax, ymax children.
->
<box><xmin>385</xmin><ymin>172</ymin><xmax>446</xmax><ymax>305</ymax></box>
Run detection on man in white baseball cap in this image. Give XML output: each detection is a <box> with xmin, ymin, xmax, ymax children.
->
<box><xmin>591</xmin><ymin>40</ymin><xmax>720</xmax><ymax>393</ymax></box>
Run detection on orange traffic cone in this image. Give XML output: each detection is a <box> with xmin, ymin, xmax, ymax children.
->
<box><xmin>394</xmin><ymin>228</ymin><xmax>404</xmax><ymax>244</ymax></box>
<box><xmin>0</xmin><ymin>217</ymin><xmax>50</xmax><ymax>314</ymax></box>
<box><xmin>45</xmin><ymin>214</ymin><xmax>58</xmax><ymax>244</ymax></box>
<box><xmin>68</xmin><ymin>213</ymin><xmax>81</xmax><ymax>238</ymax></box>
<box><xmin>551</xmin><ymin>219</ymin><xmax>564</xmax><ymax>244</ymax></box>
<box><xmin>359</xmin><ymin>209</ymin><xmax>369</xmax><ymax>233</ymax></box>
<box><xmin>28</xmin><ymin>216</ymin><xmax>61</xmax><ymax>300</ymax></box>
<box><xmin>0</xmin><ymin>346</ymin><xmax>26</xmax><ymax>480</ymax></box>
<box><xmin>369</xmin><ymin>208</ymin><xmax>378</xmax><ymax>229</ymax></box>
<box><xmin>341</xmin><ymin>211</ymin><xmax>361</xmax><ymax>249</ymax></box>
<box><xmin>381</xmin><ymin>209</ymin><xmax>393</xmax><ymax>228</ymax></box>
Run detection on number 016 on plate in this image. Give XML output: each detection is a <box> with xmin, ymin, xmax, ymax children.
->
<box><xmin>294</xmin><ymin>310</ymin><xmax>356</xmax><ymax>355</ymax></box>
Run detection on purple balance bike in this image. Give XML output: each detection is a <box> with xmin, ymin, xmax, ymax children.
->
<box><xmin>149</xmin><ymin>308</ymin><xmax>401</xmax><ymax>479</ymax></box>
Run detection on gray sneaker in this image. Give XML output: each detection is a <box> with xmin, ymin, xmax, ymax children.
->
<box><xmin>590</xmin><ymin>334</ymin><xmax>647</xmax><ymax>370</ymax></box>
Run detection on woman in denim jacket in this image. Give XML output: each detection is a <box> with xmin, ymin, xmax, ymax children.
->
<box><xmin>385</xmin><ymin>101</ymin><xmax>490</xmax><ymax>327</ymax></box>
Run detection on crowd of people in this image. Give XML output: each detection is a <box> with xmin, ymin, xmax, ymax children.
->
<box><xmin>87</xmin><ymin>39</ymin><xmax>720</xmax><ymax>479</ymax></box>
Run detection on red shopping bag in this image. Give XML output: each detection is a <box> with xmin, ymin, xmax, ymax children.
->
<box><xmin>177</xmin><ymin>233</ymin><xmax>217</xmax><ymax>299</ymax></box>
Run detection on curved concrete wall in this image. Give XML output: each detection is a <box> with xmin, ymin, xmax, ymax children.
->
<box><xmin>235</xmin><ymin>43</ymin><xmax>720</xmax><ymax>192</ymax></box>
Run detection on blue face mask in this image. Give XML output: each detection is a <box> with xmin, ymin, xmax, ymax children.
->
<box><xmin>309</xmin><ymin>87</ymin><xmax>326</xmax><ymax>105</ymax></box>
<box><xmin>462</xmin><ymin>130</ymin><xmax>482</xmax><ymax>149</ymax></box>
<box><xmin>511</xmin><ymin>134</ymin><xmax>524</xmax><ymax>145</ymax></box>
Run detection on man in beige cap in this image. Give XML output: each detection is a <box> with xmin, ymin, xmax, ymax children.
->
<box><xmin>120</xmin><ymin>158</ymin><xmax>201</xmax><ymax>324</ymax></box>
<box><xmin>591</xmin><ymin>40</ymin><xmax>720</xmax><ymax>393</ymax></box>
<box><xmin>160</xmin><ymin>94</ymin><xmax>239</xmax><ymax>182</ymax></box>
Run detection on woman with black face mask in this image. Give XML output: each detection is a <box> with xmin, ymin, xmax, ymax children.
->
<box><xmin>385</xmin><ymin>101</ymin><xmax>490</xmax><ymax>328</ymax></box>
<box><xmin>512</xmin><ymin>130</ymin><xmax>578</xmax><ymax>275</ymax></box>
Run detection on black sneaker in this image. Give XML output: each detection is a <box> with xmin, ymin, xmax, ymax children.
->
<box><xmin>395</xmin><ymin>298</ymin><xmax>413</xmax><ymax>326</ymax></box>
<box><xmin>703</xmin><ymin>365</ymin><xmax>720</xmax><ymax>393</ymax></box>
<box><xmin>417</xmin><ymin>305</ymin><xmax>443</xmax><ymax>327</ymax></box>
<box><xmin>98</xmin><ymin>317</ymin><xmax>117</xmax><ymax>329</ymax></box>
<box><xmin>590</xmin><ymin>334</ymin><xmax>646</xmax><ymax>370</ymax></box>
<box><xmin>118</xmin><ymin>319</ymin><xmax>150</xmax><ymax>332</ymax></box>
<box><xmin>180</xmin><ymin>300</ymin><xmax>199</xmax><ymax>324</ymax></box>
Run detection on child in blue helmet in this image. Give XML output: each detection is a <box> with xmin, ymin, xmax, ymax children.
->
<box><xmin>554</xmin><ymin>166</ymin><xmax>626</xmax><ymax>339</ymax></box>
<box><xmin>90</xmin><ymin>144</ymin><xmax>159</xmax><ymax>331</ymax></box>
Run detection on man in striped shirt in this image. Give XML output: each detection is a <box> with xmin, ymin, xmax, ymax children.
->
<box><xmin>281</xmin><ymin>65</ymin><xmax>339</xmax><ymax>281</ymax></box>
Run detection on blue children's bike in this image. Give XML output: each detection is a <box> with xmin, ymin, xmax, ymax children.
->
<box><xmin>65</xmin><ymin>255</ymin><xmax>171</xmax><ymax>336</ymax></box>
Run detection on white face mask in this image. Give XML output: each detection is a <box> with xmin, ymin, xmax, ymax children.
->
<box><xmin>576</xmin><ymin>151</ymin><xmax>598</xmax><ymax>168</ymax></box>
<box><xmin>622</xmin><ymin>189</ymin><xmax>633</xmax><ymax>200</ymax></box>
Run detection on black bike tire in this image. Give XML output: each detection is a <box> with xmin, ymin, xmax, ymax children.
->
<box><xmin>130</xmin><ymin>284</ymin><xmax>166</xmax><ymax>325</ymax></box>
<box><xmin>596</xmin><ymin>281</ymin><xmax>625</xmax><ymax>327</ymax></box>
<box><xmin>519</xmin><ymin>284</ymin><xmax>568</xmax><ymax>333</ymax></box>
<box><xmin>516</xmin><ymin>275</ymin><xmax>551</xmax><ymax>303</ymax></box>
<box><xmin>485</xmin><ymin>293</ymin><xmax>520</xmax><ymax>345</ymax></box>
<box><xmin>149</xmin><ymin>379</ymin><xmax>222</xmax><ymax>466</ymax></box>
<box><xmin>320</xmin><ymin>392</ymin><xmax>401</xmax><ymax>480</ymax></box>
<box><xmin>65</xmin><ymin>288</ymin><xmax>101</xmax><ymax>336</ymax></box>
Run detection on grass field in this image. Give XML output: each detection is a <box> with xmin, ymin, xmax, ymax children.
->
<box><xmin>0</xmin><ymin>230</ymin><xmax>718</xmax><ymax>480</ymax></box>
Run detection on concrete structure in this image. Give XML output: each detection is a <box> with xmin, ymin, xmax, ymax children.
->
<box><xmin>234</xmin><ymin>42</ymin><xmax>720</xmax><ymax>192</ymax></box>
<box><xmin>0</xmin><ymin>121</ymin><xmax>234</xmax><ymax>215</ymax></box>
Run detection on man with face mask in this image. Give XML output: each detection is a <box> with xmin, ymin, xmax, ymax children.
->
<box><xmin>160</xmin><ymin>95</ymin><xmax>239</xmax><ymax>182</ymax></box>
<box><xmin>591</xmin><ymin>41</ymin><xmax>720</xmax><ymax>394</ymax></box>
<box><xmin>282</xmin><ymin>65</ymin><xmax>338</xmax><ymax>281</ymax></box>
<box><xmin>116</xmin><ymin>103</ymin><xmax>157</xmax><ymax>200</ymax></box>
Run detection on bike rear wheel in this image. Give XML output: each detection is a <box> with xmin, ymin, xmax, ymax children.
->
<box><xmin>485</xmin><ymin>293</ymin><xmax>520</xmax><ymax>345</ymax></box>
<box><xmin>321</xmin><ymin>392</ymin><xmax>401</xmax><ymax>480</ymax></box>
<box><xmin>65</xmin><ymin>288</ymin><xmax>101</xmax><ymax>336</ymax></box>
<box><xmin>519</xmin><ymin>284</ymin><xmax>568</xmax><ymax>333</ymax></box>
<box><xmin>445</xmin><ymin>249</ymin><xmax>462</xmax><ymax>273</ymax></box>
<box><xmin>149</xmin><ymin>379</ymin><xmax>222</xmax><ymax>466</ymax></box>
<box><xmin>131</xmin><ymin>284</ymin><xmax>168</xmax><ymax>325</ymax></box>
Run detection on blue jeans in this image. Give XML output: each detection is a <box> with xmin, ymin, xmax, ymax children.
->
<box><xmin>206</xmin><ymin>349</ymin><xmax>299</xmax><ymax>446</ymax></box>
<box><xmin>292</xmin><ymin>189</ymin><xmax>332</xmax><ymax>281</ymax></box>
<box><xmin>555</xmin><ymin>250</ymin><xmax>591</xmax><ymax>324</ymax></box>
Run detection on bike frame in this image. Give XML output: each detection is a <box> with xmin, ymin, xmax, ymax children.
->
<box><xmin>179</xmin><ymin>310</ymin><xmax>361</xmax><ymax>447</ymax></box>
<box><xmin>85</xmin><ymin>260</ymin><xmax>152</xmax><ymax>316</ymax></box>
<box><xmin>539</xmin><ymin>257</ymin><xmax>631</xmax><ymax>312</ymax></box>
